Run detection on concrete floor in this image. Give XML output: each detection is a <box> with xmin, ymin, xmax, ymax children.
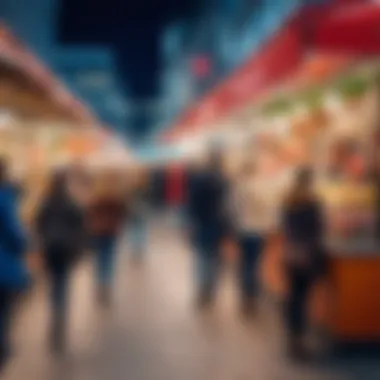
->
<box><xmin>3</xmin><ymin>217</ymin><xmax>380</xmax><ymax>380</ymax></box>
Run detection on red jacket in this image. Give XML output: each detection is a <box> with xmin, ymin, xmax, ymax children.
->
<box><xmin>165</xmin><ymin>166</ymin><xmax>184</xmax><ymax>206</ymax></box>
<box><xmin>87</xmin><ymin>196</ymin><xmax>127</xmax><ymax>237</ymax></box>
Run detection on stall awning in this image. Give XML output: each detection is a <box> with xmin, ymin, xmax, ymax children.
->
<box><xmin>314</xmin><ymin>3</ymin><xmax>380</xmax><ymax>55</ymax></box>
<box><xmin>163</xmin><ymin>52</ymin><xmax>352</xmax><ymax>143</ymax></box>
<box><xmin>0</xmin><ymin>24</ymin><xmax>97</xmax><ymax>125</ymax></box>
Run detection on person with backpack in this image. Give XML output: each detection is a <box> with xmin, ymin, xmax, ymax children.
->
<box><xmin>36</xmin><ymin>170</ymin><xmax>86</xmax><ymax>353</ymax></box>
<box><xmin>0</xmin><ymin>158</ymin><xmax>28</xmax><ymax>372</ymax></box>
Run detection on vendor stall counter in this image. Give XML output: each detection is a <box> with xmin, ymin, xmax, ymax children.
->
<box><xmin>261</xmin><ymin>236</ymin><xmax>380</xmax><ymax>343</ymax></box>
<box><xmin>327</xmin><ymin>241</ymin><xmax>380</xmax><ymax>342</ymax></box>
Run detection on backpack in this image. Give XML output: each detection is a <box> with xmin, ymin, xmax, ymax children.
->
<box><xmin>40</xmin><ymin>201</ymin><xmax>84</xmax><ymax>270</ymax></box>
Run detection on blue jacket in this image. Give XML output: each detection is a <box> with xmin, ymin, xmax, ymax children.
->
<box><xmin>0</xmin><ymin>184</ymin><xmax>29</xmax><ymax>290</ymax></box>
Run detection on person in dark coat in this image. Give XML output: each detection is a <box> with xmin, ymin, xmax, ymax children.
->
<box><xmin>281</xmin><ymin>168</ymin><xmax>326</xmax><ymax>360</ymax></box>
<box><xmin>36</xmin><ymin>170</ymin><xmax>86</xmax><ymax>353</ymax></box>
<box><xmin>0</xmin><ymin>159</ymin><xmax>28</xmax><ymax>371</ymax></box>
<box><xmin>186</xmin><ymin>149</ymin><xmax>230</xmax><ymax>308</ymax></box>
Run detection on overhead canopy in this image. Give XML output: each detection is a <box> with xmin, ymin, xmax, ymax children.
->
<box><xmin>0</xmin><ymin>60</ymin><xmax>87</xmax><ymax>122</ymax></box>
<box><xmin>314</xmin><ymin>2</ymin><xmax>380</xmax><ymax>54</ymax></box>
<box><xmin>0</xmin><ymin>24</ymin><xmax>97</xmax><ymax>125</ymax></box>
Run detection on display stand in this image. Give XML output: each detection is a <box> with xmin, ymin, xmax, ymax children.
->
<box><xmin>327</xmin><ymin>246</ymin><xmax>380</xmax><ymax>342</ymax></box>
<box><xmin>261</xmin><ymin>235</ymin><xmax>380</xmax><ymax>343</ymax></box>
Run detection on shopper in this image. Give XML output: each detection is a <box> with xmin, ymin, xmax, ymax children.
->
<box><xmin>0</xmin><ymin>158</ymin><xmax>28</xmax><ymax>371</ymax></box>
<box><xmin>281</xmin><ymin>168</ymin><xmax>326</xmax><ymax>360</ymax></box>
<box><xmin>87</xmin><ymin>173</ymin><xmax>128</xmax><ymax>307</ymax></box>
<box><xmin>232</xmin><ymin>161</ymin><xmax>274</xmax><ymax>316</ymax></box>
<box><xmin>130</xmin><ymin>169</ymin><xmax>150</xmax><ymax>262</ymax></box>
<box><xmin>36</xmin><ymin>170</ymin><xmax>86</xmax><ymax>353</ymax></box>
<box><xmin>186</xmin><ymin>148</ymin><xmax>229</xmax><ymax>308</ymax></box>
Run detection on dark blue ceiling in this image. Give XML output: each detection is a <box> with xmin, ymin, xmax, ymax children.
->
<box><xmin>58</xmin><ymin>0</ymin><xmax>202</xmax><ymax>99</ymax></box>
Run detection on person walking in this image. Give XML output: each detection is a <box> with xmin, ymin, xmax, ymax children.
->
<box><xmin>0</xmin><ymin>159</ymin><xmax>28</xmax><ymax>371</ymax></box>
<box><xmin>281</xmin><ymin>168</ymin><xmax>326</xmax><ymax>361</ymax></box>
<box><xmin>186</xmin><ymin>149</ymin><xmax>230</xmax><ymax>308</ymax></box>
<box><xmin>129</xmin><ymin>168</ymin><xmax>150</xmax><ymax>262</ymax></box>
<box><xmin>231</xmin><ymin>161</ymin><xmax>276</xmax><ymax>316</ymax></box>
<box><xmin>36</xmin><ymin>170</ymin><xmax>86</xmax><ymax>354</ymax></box>
<box><xmin>87</xmin><ymin>173</ymin><xmax>128</xmax><ymax>307</ymax></box>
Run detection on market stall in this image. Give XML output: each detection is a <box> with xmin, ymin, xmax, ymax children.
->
<box><xmin>234</xmin><ymin>62</ymin><xmax>380</xmax><ymax>343</ymax></box>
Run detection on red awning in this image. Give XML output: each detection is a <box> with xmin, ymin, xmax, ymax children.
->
<box><xmin>314</xmin><ymin>3</ymin><xmax>380</xmax><ymax>55</ymax></box>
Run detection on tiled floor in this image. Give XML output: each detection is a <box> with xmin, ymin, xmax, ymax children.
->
<box><xmin>3</xmin><ymin>217</ymin><xmax>380</xmax><ymax>380</ymax></box>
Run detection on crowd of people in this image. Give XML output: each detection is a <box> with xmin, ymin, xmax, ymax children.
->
<box><xmin>0</xmin><ymin>148</ymin><xmax>328</xmax><ymax>373</ymax></box>
<box><xmin>0</xmin><ymin>159</ymin><xmax>151</xmax><ymax>371</ymax></box>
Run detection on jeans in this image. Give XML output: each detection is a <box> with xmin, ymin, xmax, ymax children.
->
<box><xmin>50</xmin><ymin>270</ymin><xmax>69</xmax><ymax>346</ymax></box>
<box><xmin>51</xmin><ymin>271</ymin><xmax>68</xmax><ymax>322</ymax></box>
<box><xmin>192</xmin><ymin>228</ymin><xmax>221</xmax><ymax>298</ymax></box>
<box><xmin>0</xmin><ymin>290</ymin><xmax>12</xmax><ymax>370</ymax></box>
<box><xmin>285</xmin><ymin>269</ymin><xmax>314</xmax><ymax>337</ymax></box>
<box><xmin>239</xmin><ymin>234</ymin><xmax>264</xmax><ymax>299</ymax></box>
<box><xmin>94</xmin><ymin>236</ymin><xmax>117</xmax><ymax>288</ymax></box>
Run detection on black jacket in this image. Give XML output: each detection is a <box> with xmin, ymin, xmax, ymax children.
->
<box><xmin>36</xmin><ymin>194</ymin><xmax>86</xmax><ymax>273</ymax></box>
<box><xmin>282</xmin><ymin>197</ymin><xmax>327</xmax><ymax>275</ymax></box>
<box><xmin>186</xmin><ymin>169</ymin><xmax>229</xmax><ymax>235</ymax></box>
<box><xmin>282</xmin><ymin>199</ymin><xmax>323</xmax><ymax>247</ymax></box>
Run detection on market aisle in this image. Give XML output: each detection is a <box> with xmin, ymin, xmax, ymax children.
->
<box><xmin>4</xmin><ymin>216</ymin><xmax>380</xmax><ymax>380</ymax></box>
